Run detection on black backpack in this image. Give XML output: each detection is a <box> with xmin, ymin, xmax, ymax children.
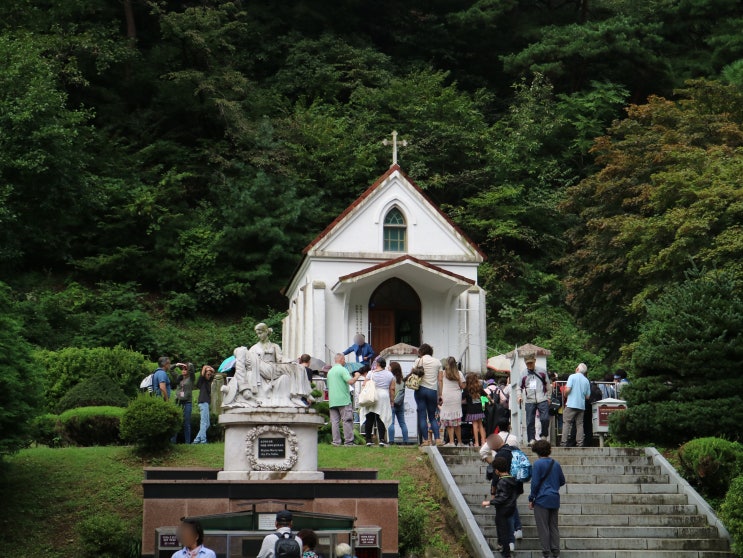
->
<box><xmin>274</xmin><ymin>531</ymin><xmax>301</xmax><ymax>558</ymax></box>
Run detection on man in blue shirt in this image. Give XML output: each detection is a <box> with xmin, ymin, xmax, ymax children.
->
<box><xmin>152</xmin><ymin>356</ymin><xmax>172</xmax><ymax>401</ymax></box>
<box><xmin>342</xmin><ymin>334</ymin><xmax>375</xmax><ymax>365</ymax></box>
<box><xmin>561</xmin><ymin>362</ymin><xmax>591</xmax><ymax>447</ymax></box>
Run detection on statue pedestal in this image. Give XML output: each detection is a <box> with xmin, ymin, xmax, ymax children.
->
<box><xmin>218</xmin><ymin>407</ymin><xmax>325</xmax><ymax>481</ymax></box>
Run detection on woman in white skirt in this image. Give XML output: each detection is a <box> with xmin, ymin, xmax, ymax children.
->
<box><xmin>360</xmin><ymin>357</ymin><xmax>395</xmax><ymax>447</ymax></box>
<box><xmin>438</xmin><ymin>356</ymin><xmax>466</xmax><ymax>446</ymax></box>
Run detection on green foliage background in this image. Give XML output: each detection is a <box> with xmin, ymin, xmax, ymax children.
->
<box><xmin>1</xmin><ymin>0</ymin><xmax>743</xmax><ymax>451</ymax></box>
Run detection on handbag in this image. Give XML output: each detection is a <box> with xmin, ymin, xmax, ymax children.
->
<box><xmin>549</xmin><ymin>393</ymin><xmax>562</xmax><ymax>415</ymax></box>
<box><xmin>358</xmin><ymin>372</ymin><xmax>378</xmax><ymax>407</ymax></box>
<box><xmin>405</xmin><ymin>373</ymin><xmax>421</xmax><ymax>391</ymax></box>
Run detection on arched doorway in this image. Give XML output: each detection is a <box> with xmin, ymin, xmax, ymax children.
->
<box><xmin>368</xmin><ymin>278</ymin><xmax>421</xmax><ymax>351</ymax></box>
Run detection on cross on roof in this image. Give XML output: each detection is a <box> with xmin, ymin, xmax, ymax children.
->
<box><xmin>382</xmin><ymin>130</ymin><xmax>408</xmax><ymax>167</ymax></box>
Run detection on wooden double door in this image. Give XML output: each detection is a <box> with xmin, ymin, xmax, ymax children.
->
<box><xmin>368</xmin><ymin>278</ymin><xmax>421</xmax><ymax>352</ymax></box>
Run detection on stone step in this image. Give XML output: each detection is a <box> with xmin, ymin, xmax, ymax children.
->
<box><xmin>462</xmin><ymin>492</ymin><xmax>690</xmax><ymax>505</ymax></box>
<box><xmin>445</xmin><ymin>463</ymin><xmax>663</xmax><ymax>477</ymax></box>
<box><xmin>443</xmin><ymin>454</ymin><xmax>655</xmax><ymax>467</ymax></box>
<box><xmin>439</xmin><ymin>446</ymin><xmax>647</xmax><ymax>457</ymax></box>
<box><xmin>458</xmin><ymin>483</ymin><xmax>682</xmax><ymax>496</ymax></box>
<box><xmin>486</xmin><ymin>536</ymin><xmax>730</xmax><ymax>551</ymax></box>
<box><xmin>451</xmin><ymin>472</ymin><xmax>669</xmax><ymax>485</ymax></box>
<box><xmin>473</xmin><ymin>511</ymin><xmax>709</xmax><ymax>527</ymax></box>
<box><xmin>481</xmin><ymin>524</ymin><xmax>720</xmax><ymax>539</ymax></box>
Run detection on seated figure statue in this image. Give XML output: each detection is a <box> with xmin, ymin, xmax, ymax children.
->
<box><xmin>222</xmin><ymin>323</ymin><xmax>313</xmax><ymax>408</ymax></box>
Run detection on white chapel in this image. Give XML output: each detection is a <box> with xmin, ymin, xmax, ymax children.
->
<box><xmin>282</xmin><ymin>161</ymin><xmax>487</xmax><ymax>373</ymax></box>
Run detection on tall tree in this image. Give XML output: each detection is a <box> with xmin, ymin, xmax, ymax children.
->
<box><xmin>562</xmin><ymin>80</ymin><xmax>743</xmax><ymax>353</ymax></box>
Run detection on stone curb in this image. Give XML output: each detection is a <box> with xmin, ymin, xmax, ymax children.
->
<box><xmin>422</xmin><ymin>445</ymin><xmax>493</xmax><ymax>558</ymax></box>
<box><xmin>644</xmin><ymin>446</ymin><xmax>732</xmax><ymax>542</ymax></box>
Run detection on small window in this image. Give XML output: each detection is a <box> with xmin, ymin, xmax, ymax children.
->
<box><xmin>383</xmin><ymin>207</ymin><xmax>406</xmax><ymax>252</ymax></box>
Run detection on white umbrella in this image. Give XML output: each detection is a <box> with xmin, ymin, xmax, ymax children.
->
<box><xmin>487</xmin><ymin>354</ymin><xmax>511</xmax><ymax>372</ymax></box>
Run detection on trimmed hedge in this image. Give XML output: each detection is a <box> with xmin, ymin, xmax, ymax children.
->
<box><xmin>30</xmin><ymin>413</ymin><xmax>61</xmax><ymax>447</ymax></box>
<box><xmin>678</xmin><ymin>437</ymin><xmax>743</xmax><ymax>497</ymax></box>
<box><xmin>59</xmin><ymin>406</ymin><xmax>125</xmax><ymax>446</ymax></box>
<box><xmin>36</xmin><ymin>346</ymin><xmax>154</xmax><ymax>409</ymax></box>
<box><xmin>609</xmin><ymin>397</ymin><xmax>743</xmax><ymax>446</ymax></box>
<box><xmin>55</xmin><ymin>373</ymin><xmax>129</xmax><ymax>413</ymax></box>
<box><xmin>120</xmin><ymin>395</ymin><xmax>181</xmax><ymax>453</ymax></box>
<box><xmin>720</xmin><ymin>476</ymin><xmax>743</xmax><ymax>557</ymax></box>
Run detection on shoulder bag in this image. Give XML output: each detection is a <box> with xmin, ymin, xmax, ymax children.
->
<box><xmin>358</xmin><ymin>372</ymin><xmax>378</xmax><ymax>407</ymax></box>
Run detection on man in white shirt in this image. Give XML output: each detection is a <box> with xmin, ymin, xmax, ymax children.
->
<box><xmin>517</xmin><ymin>356</ymin><xmax>552</xmax><ymax>445</ymax></box>
<box><xmin>256</xmin><ymin>510</ymin><xmax>303</xmax><ymax>558</ymax></box>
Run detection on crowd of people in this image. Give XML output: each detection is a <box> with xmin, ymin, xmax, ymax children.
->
<box><xmin>149</xmin><ymin>356</ymin><xmax>216</xmax><ymax>444</ymax></box>
<box><xmin>172</xmin><ymin>512</ymin><xmax>355</xmax><ymax>558</ymax></box>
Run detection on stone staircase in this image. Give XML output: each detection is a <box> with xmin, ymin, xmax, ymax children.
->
<box><xmin>438</xmin><ymin>446</ymin><xmax>734</xmax><ymax>558</ymax></box>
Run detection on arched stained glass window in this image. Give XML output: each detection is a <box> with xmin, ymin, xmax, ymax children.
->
<box><xmin>383</xmin><ymin>207</ymin><xmax>406</xmax><ymax>252</ymax></box>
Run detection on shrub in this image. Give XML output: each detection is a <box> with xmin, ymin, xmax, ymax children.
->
<box><xmin>679</xmin><ymin>437</ymin><xmax>743</xmax><ymax>497</ymax></box>
<box><xmin>721</xmin><ymin>475</ymin><xmax>743</xmax><ymax>557</ymax></box>
<box><xmin>59</xmin><ymin>406</ymin><xmax>125</xmax><ymax>446</ymax></box>
<box><xmin>30</xmin><ymin>413</ymin><xmax>61</xmax><ymax>447</ymax></box>
<box><xmin>398</xmin><ymin>498</ymin><xmax>428</xmax><ymax>554</ymax></box>
<box><xmin>36</xmin><ymin>346</ymin><xmax>153</xmax><ymax>408</ymax></box>
<box><xmin>609</xmin><ymin>397</ymin><xmax>743</xmax><ymax>446</ymax></box>
<box><xmin>55</xmin><ymin>374</ymin><xmax>129</xmax><ymax>413</ymax></box>
<box><xmin>0</xmin><ymin>282</ymin><xmax>42</xmax><ymax>456</ymax></box>
<box><xmin>78</xmin><ymin>512</ymin><xmax>140</xmax><ymax>558</ymax></box>
<box><xmin>120</xmin><ymin>395</ymin><xmax>181</xmax><ymax>453</ymax></box>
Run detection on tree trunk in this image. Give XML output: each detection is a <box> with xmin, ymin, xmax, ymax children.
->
<box><xmin>123</xmin><ymin>0</ymin><xmax>136</xmax><ymax>41</ymax></box>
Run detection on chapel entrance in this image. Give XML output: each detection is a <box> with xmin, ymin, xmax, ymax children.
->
<box><xmin>368</xmin><ymin>278</ymin><xmax>421</xmax><ymax>351</ymax></box>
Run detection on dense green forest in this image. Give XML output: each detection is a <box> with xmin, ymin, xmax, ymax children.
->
<box><xmin>2</xmin><ymin>0</ymin><xmax>743</xmax><ymax>387</ymax></box>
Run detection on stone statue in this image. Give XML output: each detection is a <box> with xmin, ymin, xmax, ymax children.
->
<box><xmin>221</xmin><ymin>323</ymin><xmax>313</xmax><ymax>409</ymax></box>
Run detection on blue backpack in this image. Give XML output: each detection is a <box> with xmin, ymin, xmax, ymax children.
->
<box><xmin>510</xmin><ymin>448</ymin><xmax>532</xmax><ymax>482</ymax></box>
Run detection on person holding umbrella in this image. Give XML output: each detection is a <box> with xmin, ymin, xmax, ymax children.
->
<box><xmin>343</xmin><ymin>334</ymin><xmax>375</xmax><ymax>365</ymax></box>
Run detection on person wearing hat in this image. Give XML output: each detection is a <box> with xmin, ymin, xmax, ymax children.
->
<box><xmin>257</xmin><ymin>510</ymin><xmax>303</xmax><ymax>558</ymax></box>
<box><xmin>517</xmin><ymin>355</ymin><xmax>551</xmax><ymax>446</ymax></box>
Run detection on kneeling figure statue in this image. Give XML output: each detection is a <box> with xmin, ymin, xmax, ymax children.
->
<box><xmin>222</xmin><ymin>322</ymin><xmax>313</xmax><ymax>408</ymax></box>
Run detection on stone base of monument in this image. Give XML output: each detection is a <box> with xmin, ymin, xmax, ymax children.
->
<box><xmin>218</xmin><ymin>407</ymin><xmax>325</xmax><ymax>481</ymax></box>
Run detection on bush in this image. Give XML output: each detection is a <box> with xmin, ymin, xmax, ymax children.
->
<box><xmin>120</xmin><ymin>395</ymin><xmax>181</xmax><ymax>453</ymax></box>
<box><xmin>0</xmin><ymin>282</ymin><xmax>42</xmax><ymax>456</ymax></box>
<box><xmin>609</xmin><ymin>397</ymin><xmax>743</xmax><ymax>446</ymax></box>
<box><xmin>721</xmin><ymin>476</ymin><xmax>743</xmax><ymax>557</ymax></box>
<box><xmin>59</xmin><ymin>406</ymin><xmax>125</xmax><ymax>446</ymax></box>
<box><xmin>30</xmin><ymin>413</ymin><xmax>61</xmax><ymax>447</ymax></box>
<box><xmin>679</xmin><ymin>437</ymin><xmax>743</xmax><ymax>497</ymax></box>
<box><xmin>55</xmin><ymin>374</ymin><xmax>129</xmax><ymax>413</ymax></box>
<box><xmin>78</xmin><ymin>512</ymin><xmax>140</xmax><ymax>558</ymax></box>
<box><xmin>36</xmin><ymin>346</ymin><xmax>154</xmax><ymax>408</ymax></box>
<box><xmin>398</xmin><ymin>498</ymin><xmax>428</xmax><ymax>554</ymax></box>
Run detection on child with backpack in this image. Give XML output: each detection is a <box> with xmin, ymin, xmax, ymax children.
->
<box><xmin>482</xmin><ymin>456</ymin><xmax>524</xmax><ymax>558</ymax></box>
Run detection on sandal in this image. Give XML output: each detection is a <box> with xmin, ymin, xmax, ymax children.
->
<box><xmin>420</xmin><ymin>441</ymin><xmax>431</xmax><ymax>447</ymax></box>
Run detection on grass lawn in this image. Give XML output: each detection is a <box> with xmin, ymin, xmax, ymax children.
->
<box><xmin>1</xmin><ymin>443</ymin><xmax>468</xmax><ymax>558</ymax></box>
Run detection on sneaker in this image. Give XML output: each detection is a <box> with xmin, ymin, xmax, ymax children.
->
<box><xmin>514</xmin><ymin>529</ymin><xmax>523</xmax><ymax>540</ymax></box>
<box><xmin>366</xmin><ymin>442</ymin><xmax>373</xmax><ymax>447</ymax></box>
<box><xmin>443</xmin><ymin>443</ymin><xmax>455</xmax><ymax>447</ymax></box>
<box><xmin>379</xmin><ymin>442</ymin><xmax>387</xmax><ymax>447</ymax></box>
<box><xmin>528</xmin><ymin>439</ymin><xmax>536</xmax><ymax>447</ymax></box>
<box><xmin>331</xmin><ymin>442</ymin><xmax>341</xmax><ymax>447</ymax></box>
<box><xmin>509</xmin><ymin>542</ymin><xmax>515</xmax><ymax>551</ymax></box>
